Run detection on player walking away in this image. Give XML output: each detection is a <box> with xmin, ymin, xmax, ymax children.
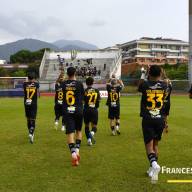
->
<box><xmin>62</xmin><ymin>67</ymin><xmax>84</xmax><ymax>166</ymax></box>
<box><xmin>106</xmin><ymin>76</ymin><xmax>124</xmax><ymax>135</ymax></box>
<box><xmin>54</xmin><ymin>74</ymin><xmax>65</xmax><ymax>131</ymax></box>
<box><xmin>138</xmin><ymin>65</ymin><xmax>171</xmax><ymax>183</ymax></box>
<box><xmin>189</xmin><ymin>84</ymin><xmax>192</xmax><ymax>99</ymax></box>
<box><xmin>84</xmin><ymin>77</ymin><xmax>100</xmax><ymax>146</ymax></box>
<box><xmin>23</xmin><ymin>73</ymin><xmax>40</xmax><ymax>144</ymax></box>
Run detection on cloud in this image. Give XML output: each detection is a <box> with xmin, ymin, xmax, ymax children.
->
<box><xmin>0</xmin><ymin>11</ymin><xmax>73</xmax><ymax>42</ymax></box>
<box><xmin>89</xmin><ymin>20</ymin><xmax>107</xmax><ymax>27</ymax></box>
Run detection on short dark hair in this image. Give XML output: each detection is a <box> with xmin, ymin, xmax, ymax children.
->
<box><xmin>28</xmin><ymin>72</ymin><xmax>35</xmax><ymax>80</ymax></box>
<box><xmin>111</xmin><ymin>78</ymin><xmax>117</xmax><ymax>85</ymax></box>
<box><xmin>86</xmin><ymin>76</ymin><xmax>94</xmax><ymax>86</ymax></box>
<box><xmin>149</xmin><ymin>65</ymin><xmax>161</xmax><ymax>77</ymax></box>
<box><xmin>67</xmin><ymin>67</ymin><xmax>76</xmax><ymax>77</ymax></box>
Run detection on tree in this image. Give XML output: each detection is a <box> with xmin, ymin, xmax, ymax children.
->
<box><xmin>0</xmin><ymin>67</ymin><xmax>9</xmax><ymax>77</ymax></box>
<box><xmin>10</xmin><ymin>50</ymin><xmax>32</xmax><ymax>63</ymax></box>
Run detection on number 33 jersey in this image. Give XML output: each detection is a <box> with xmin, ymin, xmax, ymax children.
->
<box><xmin>138</xmin><ymin>80</ymin><xmax>172</xmax><ymax>119</ymax></box>
<box><xmin>23</xmin><ymin>81</ymin><xmax>39</xmax><ymax>106</ymax></box>
<box><xmin>62</xmin><ymin>80</ymin><xmax>84</xmax><ymax>114</ymax></box>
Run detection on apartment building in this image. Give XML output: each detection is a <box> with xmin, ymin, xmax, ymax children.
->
<box><xmin>120</xmin><ymin>37</ymin><xmax>189</xmax><ymax>66</ymax></box>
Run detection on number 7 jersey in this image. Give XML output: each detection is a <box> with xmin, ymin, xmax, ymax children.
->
<box><xmin>138</xmin><ymin>80</ymin><xmax>172</xmax><ymax>119</ymax></box>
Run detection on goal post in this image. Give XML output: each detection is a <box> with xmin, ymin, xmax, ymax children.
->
<box><xmin>0</xmin><ymin>77</ymin><xmax>27</xmax><ymax>97</ymax></box>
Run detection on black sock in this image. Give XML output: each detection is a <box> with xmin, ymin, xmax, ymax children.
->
<box><xmin>27</xmin><ymin>120</ymin><xmax>31</xmax><ymax>130</ymax></box>
<box><xmin>92</xmin><ymin>127</ymin><xmax>97</xmax><ymax>133</ymax></box>
<box><xmin>29</xmin><ymin>120</ymin><xmax>35</xmax><ymax>135</ymax></box>
<box><xmin>85</xmin><ymin>126</ymin><xmax>90</xmax><ymax>139</ymax></box>
<box><xmin>75</xmin><ymin>139</ymin><xmax>81</xmax><ymax>149</ymax></box>
<box><xmin>148</xmin><ymin>153</ymin><xmax>157</xmax><ymax>166</ymax></box>
<box><xmin>68</xmin><ymin>143</ymin><xmax>76</xmax><ymax>154</ymax></box>
<box><xmin>62</xmin><ymin>117</ymin><xmax>65</xmax><ymax>126</ymax></box>
<box><xmin>111</xmin><ymin>126</ymin><xmax>115</xmax><ymax>131</ymax></box>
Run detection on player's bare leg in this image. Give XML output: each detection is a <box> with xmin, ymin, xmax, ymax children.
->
<box><xmin>153</xmin><ymin>140</ymin><xmax>159</xmax><ymax>161</ymax></box>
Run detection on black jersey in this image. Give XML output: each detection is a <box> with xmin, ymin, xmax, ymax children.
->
<box><xmin>138</xmin><ymin>80</ymin><xmax>171</xmax><ymax>119</ymax></box>
<box><xmin>106</xmin><ymin>84</ymin><xmax>122</xmax><ymax>107</ymax></box>
<box><xmin>84</xmin><ymin>87</ymin><xmax>100</xmax><ymax>109</ymax></box>
<box><xmin>55</xmin><ymin>82</ymin><xmax>64</xmax><ymax>105</ymax></box>
<box><xmin>189</xmin><ymin>85</ymin><xmax>192</xmax><ymax>94</ymax></box>
<box><xmin>23</xmin><ymin>81</ymin><xmax>39</xmax><ymax>106</ymax></box>
<box><xmin>62</xmin><ymin>80</ymin><xmax>84</xmax><ymax>114</ymax></box>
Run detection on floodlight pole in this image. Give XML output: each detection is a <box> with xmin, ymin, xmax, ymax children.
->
<box><xmin>189</xmin><ymin>0</ymin><xmax>192</xmax><ymax>84</ymax></box>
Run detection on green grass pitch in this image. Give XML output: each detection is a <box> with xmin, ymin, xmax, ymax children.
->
<box><xmin>0</xmin><ymin>96</ymin><xmax>192</xmax><ymax>192</ymax></box>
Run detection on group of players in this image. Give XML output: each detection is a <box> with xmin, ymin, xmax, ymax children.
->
<box><xmin>23</xmin><ymin>65</ymin><xmax>174</xmax><ymax>183</ymax></box>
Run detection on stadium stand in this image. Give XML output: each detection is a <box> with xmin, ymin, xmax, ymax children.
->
<box><xmin>39</xmin><ymin>50</ymin><xmax>122</xmax><ymax>83</ymax></box>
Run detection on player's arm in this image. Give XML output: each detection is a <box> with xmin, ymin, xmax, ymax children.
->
<box><xmin>80</xmin><ymin>82</ymin><xmax>85</xmax><ymax>98</ymax></box>
<box><xmin>37</xmin><ymin>82</ymin><xmax>40</xmax><ymax>98</ymax></box>
<box><xmin>96</xmin><ymin>89</ymin><xmax>101</xmax><ymax>108</ymax></box>
<box><xmin>189</xmin><ymin>85</ymin><xmax>192</xmax><ymax>99</ymax></box>
<box><xmin>163</xmin><ymin>84</ymin><xmax>172</xmax><ymax>133</ymax></box>
<box><xmin>138</xmin><ymin>67</ymin><xmax>147</xmax><ymax>92</ymax></box>
<box><xmin>117</xmin><ymin>79</ymin><xmax>124</xmax><ymax>90</ymax></box>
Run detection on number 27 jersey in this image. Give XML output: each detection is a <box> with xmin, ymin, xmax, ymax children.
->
<box><xmin>138</xmin><ymin>80</ymin><xmax>171</xmax><ymax>119</ymax></box>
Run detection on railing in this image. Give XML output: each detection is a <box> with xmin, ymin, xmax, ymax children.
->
<box><xmin>39</xmin><ymin>49</ymin><xmax>47</xmax><ymax>79</ymax></box>
<box><xmin>110</xmin><ymin>50</ymin><xmax>122</xmax><ymax>78</ymax></box>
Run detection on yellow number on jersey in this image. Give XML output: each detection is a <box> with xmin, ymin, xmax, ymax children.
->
<box><xmin>147</xmin><ymin>93</ymin><xmax>164</xmax><ymax>110</ymax></box>
<box><xmin>26</xmin><ymin>88</ymin><xmax>36</xmax><ymax>99</ymax></box>
<box><xmin>58</xmin><ymin>91</ymin><xmax>63</xmax><ymax>100</ymax></box>
<box><xmin>110</xmin><ymin>92</ymin><xmax>118</xmax><ymax>102</ymax></box>
<box><xmin>87</xmin><ymin>92</ymin><xmax>98</xmax><ymax>105</ymax></box>
<box><xmin>66</xmin><ymin>91</ymin><xmax>75</xmax><ymax>105</ymax></box>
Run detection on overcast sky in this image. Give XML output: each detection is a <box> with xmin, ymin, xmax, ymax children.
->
<box><xmin>0</xmin><ymin>0</ymin><xmax>188</xmax><ymax>48</ymax></box>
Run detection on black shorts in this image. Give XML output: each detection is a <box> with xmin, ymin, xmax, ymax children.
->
<box><xmin>64</xmin><ymin>112</ymin><xmax>83</xmax><ymax>134</ymax></box>
<box><xmin>84</xmin><ymin>108</ymin><xmax>98</xmax><ymax>125</ymax></box>
<box><xmin>142</xmin><ymin>118</ymin><xmax>165</xmax><ymax>144</ymax></box>
<box><xmin>24</xmin><ymin>104</ymin><xmax>37</xmax><ymax>119</ymax></box>
<box><xmin>54</xmin><ymin>104</ymin><xmax>63</xmax><ymax>118</ymax></box>
<box><xmin>108</xmin><ymin>106</ymin><xmax>120</xmax><ymax>119</ymax></box>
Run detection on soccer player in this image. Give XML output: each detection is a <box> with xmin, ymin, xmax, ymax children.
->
<box><xmin>62</xmin><ymin>67</ymin><xmax>84</xmax><ymax>166</ymax></box>
<box><xmin>189</xmin><ymin>84</ymin><xmax>192</xmax><ymax>99</ymax></box>
<box><xmin>106</xmin><ymin>76</ymin><xmax>124</xmax><ymax>135</ymax></box>
<box><xmin>138</xmin><ymin>65</ymin><xmax>171</xmax><ymax>182</ymax></box>
<box><xmin>84</xmin><ymin>77</ymin><xmax>100</xmax><ymax>146</ymax></box>
<box><xmin>23</xmin><ymin>73</ymin><xmax>40</xmax><ymax>144</ymax></box>
<box><xmin>54</xmin><ymin>74</ymin><xmax>65</xmax><ymax>131</ymax></box>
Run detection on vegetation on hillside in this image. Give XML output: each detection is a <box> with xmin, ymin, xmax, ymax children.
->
<box><xmin>122</xmin><ymin>63</ymin><xmax>188</xmax><ymax>80</ymax></box>
<box><xmin>0</xmin><ymin>48</ymin><xmax>48</xmax><ymax>77</ymax></box>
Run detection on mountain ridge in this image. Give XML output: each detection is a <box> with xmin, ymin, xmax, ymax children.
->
<box><xmin>0</xmin><ymin>38</ymin><xmax>98</xmax><ymax>61</ymax></box>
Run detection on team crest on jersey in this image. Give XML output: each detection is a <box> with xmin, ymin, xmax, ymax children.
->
<box><xmin>149</xmin><ymin>109</ymin><xmax>161</xmax><ymax>118</ymax></box>
<box><xmin>149</xmin><ymin>83</ymin><xmax>162</xmax><ymax>90</ymax></box>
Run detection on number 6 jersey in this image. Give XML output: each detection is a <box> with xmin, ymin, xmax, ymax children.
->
<box><xmin>62</xmin><ymin>80</ymin><xmax>84</xmax><ymax>114</ymax></box>
<box><xmin>138</xmin><ymin>80</ymin><xmax>172</xmax><ymax>119</ymax></box>
<box><xmin>23</xmin><ymin>81</ymin><xmax>39</xmax><ymax>106</ymax></box>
